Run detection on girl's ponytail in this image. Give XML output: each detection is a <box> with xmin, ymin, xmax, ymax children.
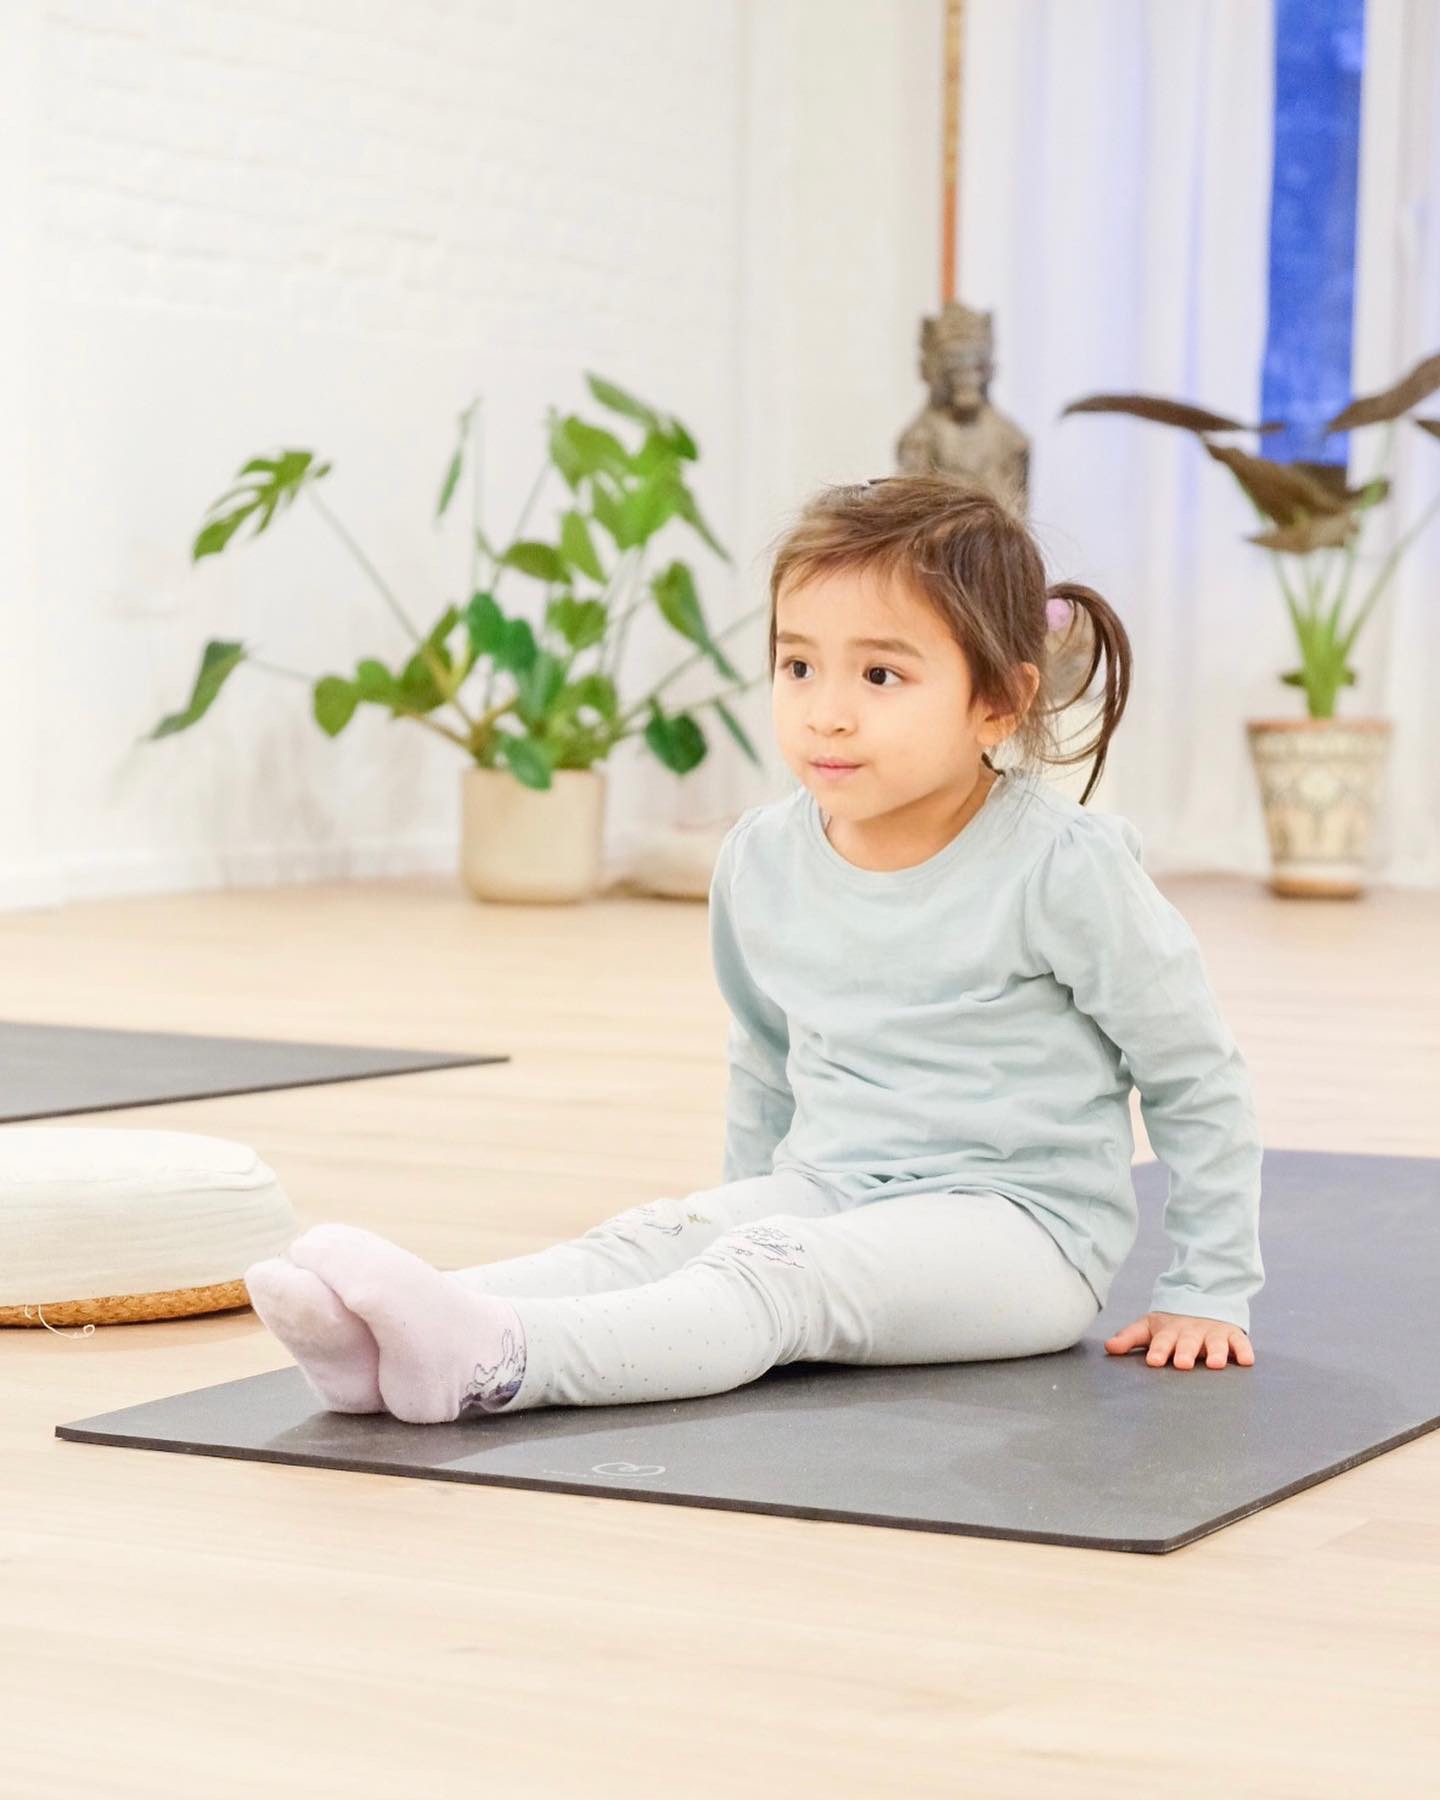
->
<box><xmin>1044</xmin><ymin>582</ymin><xmax>1132</xmax><ymax>806</ymax></box>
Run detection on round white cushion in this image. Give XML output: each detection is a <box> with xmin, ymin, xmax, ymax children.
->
<box><xmin>0</xmin><ymin>1126</ymin><xmax>301</xmax><ymax>1309</ymax></box>
<box><xmin>625</xmin><ymin>817</ymin><xmax>735</xmax><ymax>899</ymax></box>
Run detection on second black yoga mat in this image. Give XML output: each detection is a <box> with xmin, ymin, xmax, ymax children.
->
<box><xmin>0</xmin><ymin>1020</ymin><xmax>508</xmax><ymax>1122</ymax></box>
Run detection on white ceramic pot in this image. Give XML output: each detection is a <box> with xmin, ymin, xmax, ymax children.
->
<box><xmin>1245</xmin><ymin>717</ymin><xmax>1391</xmax><ymax>898</ymax></box>
<box><xmin>459</xmin><ymin>765</ymin><xmax>607</xmax><ymax>903</ymax></box>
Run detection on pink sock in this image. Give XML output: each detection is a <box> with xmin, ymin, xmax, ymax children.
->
<box><xmin>284</xmin><ymin>1223</ymin><xmax>528</xmax><ymax>1424</ymax></box>
<box><xmin>244</xmin><ymin>1256</ymin><xmax>385</xmax><ymax>1414</ymax></box>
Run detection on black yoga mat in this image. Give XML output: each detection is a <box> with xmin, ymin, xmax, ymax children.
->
<box><xmin>55</xmin><ymin>1149</ymin><xmax>1440</xmax><ymax>1553</ymax></box>
<box><xmin>0</xmin><ymin>1020</ymin><xmax>507</xmax><ymax>1122</ymax></box>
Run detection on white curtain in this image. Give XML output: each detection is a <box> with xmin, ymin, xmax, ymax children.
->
<box><xmin>944</xmin><ymin>0</ymin><xmax>1439</xmax><ymax>884</ymax></box>
<box><xmin>1353</xmin><ymin>0</ymin><xmax>1440</xmax><ymax>885</ymax></box>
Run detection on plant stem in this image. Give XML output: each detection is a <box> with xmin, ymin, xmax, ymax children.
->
<box><xmin>1322</xmin><ymin>528</ymin><xmax>1361</xmax><ymax>640</ymax></box>
<box><xmin>481</xmin><ymin>449</ymin><xmax>553</xmax><ymax>714</ymax></box>
<box><xmin>308</xmin><ymin>487</ymin><xmax>425</xmax><ymax>646</ymax></box>
<box><xmin>609</xmin><ymin>674</ymin><xmax>767</xmax><ymax>747</ymax></box>
<box><xmin>470</xmin><ymin>396</ymin><xmax>484</xmax><ymax>596</ymax></box>
<box><xmin>400</xmin><ymin>712</ymin><xmax>476</xmax><ymax>750</ymax></box>
<box><xmin>1267</xmin><ymin>551</ymin><xmax>1308</xmax><ymax>648</ymax></box>
<box><xmin>1336</xmin><ymin>484</ymin><xmax>1440</xmax><ymax>662</ymax></box>
<box><xmin>249</xmin><ymin>655</ymin><xmax>474</xmax><ymax>750</ymax></box>
<box><xmin>306</xmin><ymin>486</ymin><xmax>480</xmax><ymax>735</ymax></box>
<box><xmin>613</xmin><ymin>601</ymin><xmax>771</xmax><ymax>730</ymax></box>
<box><xmin>1325</xmin><ymin>417</ymin><xmax>1398</xmax><ymax>637</ymax></box>
<box><xmin>489</xmin><ymin>454</ymin><xmax>552</xmax><ymax>603</ymax></box>
<box><xmin>602</xmin><ymin>549</ymin><xmax>647</xmax><ymax>687</ymax></box>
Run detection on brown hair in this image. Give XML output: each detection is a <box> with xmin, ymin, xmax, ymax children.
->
<box><xmin>765</xmin><ymin>473</ymin><xmax>1132</xmax><ymax>807</ymax></box>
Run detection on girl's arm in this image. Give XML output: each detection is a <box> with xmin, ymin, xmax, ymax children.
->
<box><xmin>708</xmin><ymin>819</ymin><xmax>795</xmax><ymax>1184</ymax></box>
<box><xmin>1020</xmin><ymin>814</ymin><xmax>1265</xmax><ymax>1333</ymax></box>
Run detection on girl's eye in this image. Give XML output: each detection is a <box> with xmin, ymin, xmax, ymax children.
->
<box><xmin>781</xmin><ymin>658</ymin><xmax>902</xmax><ymax>687</ymax></box>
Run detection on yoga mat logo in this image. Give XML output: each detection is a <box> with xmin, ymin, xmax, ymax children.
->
<box><xmin>542</xmin><ymin>1461</ymin><xmax>669</xmax><ymax>1479</ymax></box>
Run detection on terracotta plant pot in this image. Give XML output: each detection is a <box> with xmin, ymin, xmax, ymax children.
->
<box><xmin>459</xmin><ymin>766</ymin><xmax>607</xmax><ymax>903</ymax></box>
<box><xmin>1245</xmin><ymin>717</ymin><xmax>1392</xmax><ymax>898</ymax></box>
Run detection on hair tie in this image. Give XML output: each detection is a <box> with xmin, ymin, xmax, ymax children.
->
<box><xmin>1046</xmin><ymin>596</ymin><xmax>1076</xmax><ymax>633</ymax></box>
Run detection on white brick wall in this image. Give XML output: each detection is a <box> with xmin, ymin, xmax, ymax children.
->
<box><xmin>0</xmin><ymin>0</ymin><xmax>956</xmax><ymax>911</ymax></box>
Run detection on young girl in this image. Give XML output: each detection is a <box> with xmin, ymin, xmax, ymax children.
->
<box><xmin>245</xmin><ymin>474</ymin><xmax>1263</xmax><ymax>1424</ymax></box>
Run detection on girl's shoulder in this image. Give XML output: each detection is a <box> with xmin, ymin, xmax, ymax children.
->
<box><xmin>718</xmin><ymin>772</ymin><xmax>1144</xmax><ymax>882</ymax></box>
<box><xmin>728</xmin><ymin>784</ymin><xmax>808</xmax><ymax>844</ymax></box>
<box><xmin>712</xmin><ymin>787</ymin><xmax>807</xmax><ymax>887</ymax></box>
<box><xmin>1007</xmin><ymin>771</ymin><xmax>1141</xmax><ymax>844</ymax></box>
<box><xmin>952</xmin><ymin>770</ymin><xmax>1144</xmax><ymax>877</ymax></box>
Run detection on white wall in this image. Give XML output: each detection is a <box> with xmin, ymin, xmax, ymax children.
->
<box><xmin>0</xmin><ymin>0</ymin><xmax>963</xmax><ymax>912</ymax></box>
<box><xmin>4</xmin><ymin>0</ymin><xmax>1431</xmax><ymax>911</ymax></box>
<box><xmin>0</xmin><ymin>0</ymin><xmax>764</xmax><ymax>909</ymax></box>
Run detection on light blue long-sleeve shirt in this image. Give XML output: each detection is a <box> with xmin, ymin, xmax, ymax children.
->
<box><xmin>707</xmin><ymin>768</ymin><xmax>1265</xmax><ymax>1333</ymax></box>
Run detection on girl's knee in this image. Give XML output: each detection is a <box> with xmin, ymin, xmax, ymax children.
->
<box><xmin>588</xmin><ymin>1195</ymin><xmax>695</xmax><ymax>1241</ymax></box>
<box><xmin>699</xmin><ymin>1214</ymin><xmax>813</xmax><ymax>1272</ymax></box>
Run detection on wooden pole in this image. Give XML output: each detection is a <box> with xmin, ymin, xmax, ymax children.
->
<box><xmin>941</xmin><ymin>0</ymin><xmax>964</xmax><ymax>304</ymax></box>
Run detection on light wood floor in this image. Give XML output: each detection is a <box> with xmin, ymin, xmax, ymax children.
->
<box><xmin>2</xmin><ymin>869</ymin><xmax>1438</xmax><ymax>1796</ymax></box>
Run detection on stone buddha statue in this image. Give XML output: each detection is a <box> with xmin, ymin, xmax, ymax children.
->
<box><xmin>896</xmin><ymin>301</ymin><xmax>1030</xmax><ymax>513</ymax></box>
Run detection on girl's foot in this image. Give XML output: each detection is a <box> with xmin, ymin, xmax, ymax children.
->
<box><xmin>284</xmin><ymin>1223</ymin><xmax>528</xmax><ymax>1424</ymax></box>
<box><xmin>244</xmin><ymin>1256</ymin><xmax>385</xmax><ymax>1414</ymax></box>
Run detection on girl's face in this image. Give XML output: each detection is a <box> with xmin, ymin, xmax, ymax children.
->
<box><xmin>771</xmin><ymin>566</ymin><xmax>1031</xmax><ymax>822</ymax></box>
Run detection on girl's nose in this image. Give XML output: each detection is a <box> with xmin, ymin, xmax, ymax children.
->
<box><xmin>806</xmin><ymin>696</ymin><xmax>855</xmax><ymax>733</ymax></box>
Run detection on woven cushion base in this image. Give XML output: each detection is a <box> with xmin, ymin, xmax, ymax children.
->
<box><xmin>0</xmin><ymin>1278</ymin><xmax>254</xmax><ymax>1329</ymax></box>
<box><xmin>0</xmin><ymin>1126</ymin><xmax>301</xmax><ymax>1327</ymax></box>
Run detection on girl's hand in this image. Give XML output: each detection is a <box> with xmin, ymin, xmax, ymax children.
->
<box><xmin>1104</xmin><ymin>1311</ymin><xmax>1255</xmax><ymax>1369</ymax></box>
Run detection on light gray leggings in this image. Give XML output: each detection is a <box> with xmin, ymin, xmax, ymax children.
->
<box><xmin>447</xmin><ymin>1169</ymin><xmax>1102</xmax><ymax>1413</ymax></box>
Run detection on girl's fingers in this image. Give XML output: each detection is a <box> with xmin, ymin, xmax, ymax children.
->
<box><xmin>1146</xmin><ymin>1330</ymin><xmax>1179</xmax><ymax>1365</ymax></box>
<box><xmin>1172</xmin><ymin>1331</ymin><xmax>1208</xmax><ymax>1369</ymax></box>
<box><xmin>1204</xmin><ymin>1332</ymin><xmax>1232</xmax><ymax>1369</ymax></box>
<box><xmin>1109</xmin><ymin>1318</ymin><xmax>1257</xmax><ymax>1368</ymax></box>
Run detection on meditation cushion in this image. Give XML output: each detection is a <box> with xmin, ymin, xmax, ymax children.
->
<box><xmin>622</xmin><ymin>816</ymin><xmax>738</xmax><ymax>899</ymax></box>
<box><xmin>0</xmin><ymin>1126</ymin><xmax>301</xmax><ymax>1328</ymax></box>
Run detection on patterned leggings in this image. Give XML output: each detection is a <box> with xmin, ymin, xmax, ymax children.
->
<box><xmin>448</xmin><ymin>1169</ymin><xmax>1102</xmax><ymax>1413</ymax></box>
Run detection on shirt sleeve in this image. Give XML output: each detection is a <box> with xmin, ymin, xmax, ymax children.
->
<box><xmin>707</xmin><ymin>815</ymin><xmax>795</xmax><ymax>1185</ymax></box>
<box><xmin>1020</xmin><ymin>814</ymin><xmax>1265</xmax><ymax>1333</ymax></box>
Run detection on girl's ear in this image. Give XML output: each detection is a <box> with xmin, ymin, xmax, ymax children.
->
<box><xmin>1018</xmin><ymin>662</ymin><xmax>1041</xmax><ymax>712</ymax></box>
<box><xmin>978</xmin><ymin>663</ymin><xmax>1040</xmax><ymax>746</ymax></box>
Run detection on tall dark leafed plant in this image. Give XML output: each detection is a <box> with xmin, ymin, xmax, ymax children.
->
<box><xmin>1061</xmin><ymin>352</ymin><xmax>1440</xmax><ymax>718</ymax></box>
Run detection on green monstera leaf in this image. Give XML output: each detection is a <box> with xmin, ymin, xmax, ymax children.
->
<box><xmin>192</xmin><ymin>451</ymin><xmax>331</xmax><ymax>560</ymax></box>
<box><xmin>546</xmin><ymin>595</ymin><xmax>608</xmax><ymax>652</ymax></box>
<box><xmin>547</xmin><ymin>415</ymin><xmax>634</xmax><ymax>491</ymax></box>
<box><xmin>712</xmin><ymin>697</ymin><xmax>761</xmax><ymax>765</ymax></box>
<box><xmin>644</xmin><ymin>699</ymin><xmax>708</xmax><ymax>775</ymax></box>
<box><xmin>312</xmin><ymin>607</ymin><xmax>464</xmax><ymax>737</ymax></box>
<box><xmin>584</xmin><ymin>372</ymin><xmax>699</xmax><ymax>461</ymax></box>
<box><xmin>436</xmin><ymin>398</ymin><xmax>478</xmax><ymax>520</ymax></box>
<box><xmin>465</xmin><ymin>592</ymin><xmax>538</xmax><ymax>676</ymax></box>
<box><xmin>513</xmin><ymin>651</ymin><xmax>568</xmax><ymax>730</ymax></box>
<box><xmin>145</xmin><ymin>640</ymin><xmax>249</xmax><ymax>740</ymax></box>
<box><xmin>559</xmin><ymin>510</ymin><xmax>605</xmax><ymax>581</ymax></box>
<box><xmin>497</xmin><ymin>732</ymin><xmax>555</xmax><ymax>791</ymax></box>
<box><xmin>500</xmin><ymin>540</ymin><xmax>569</xmax><ymax>583</ymax></box>
<box><xmin>652</xmin><ymin>561</ymin><xmax>740</xmax><ymax>682</ymax></box>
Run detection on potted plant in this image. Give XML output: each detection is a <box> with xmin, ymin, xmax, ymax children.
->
<box><xmin>1061</xmin><ymin>352</ymin><xmax>1440</xmax><ymax>897</ymax></box>
<box><xmin>144</xmin><ymin>375</ymin><xmax>769</xmax><ymax>902</ymax></box>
